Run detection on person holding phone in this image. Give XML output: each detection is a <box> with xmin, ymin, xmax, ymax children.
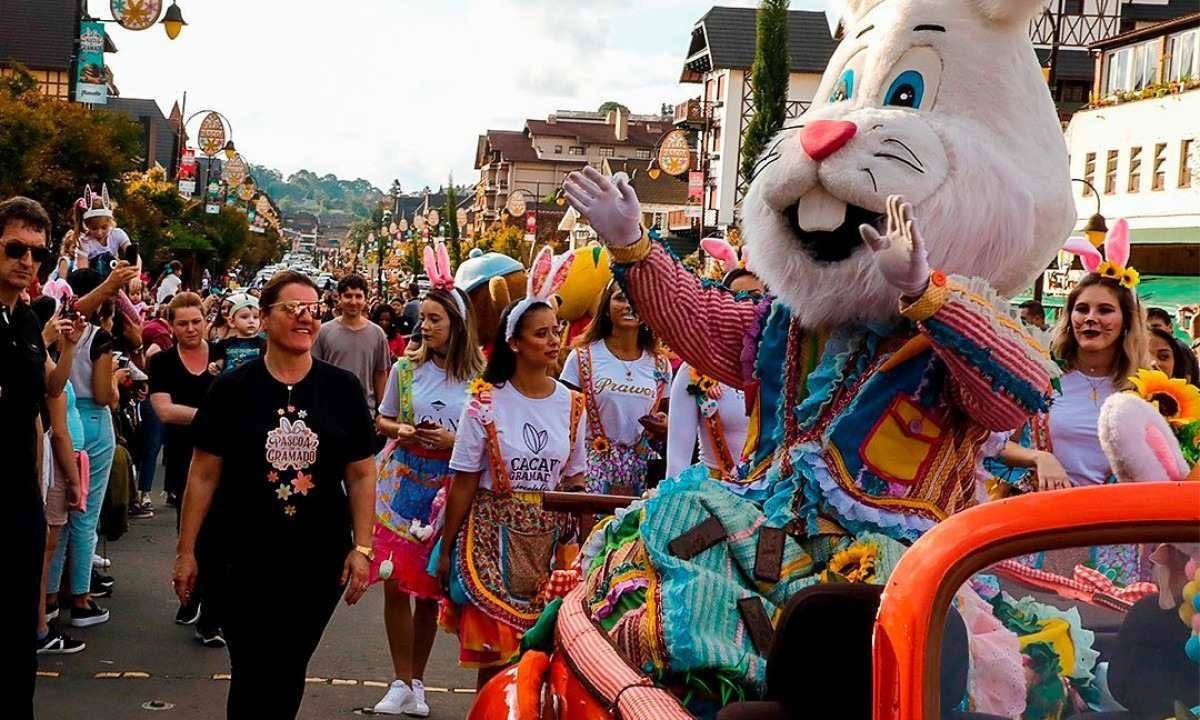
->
<box><xmin>559</xmin><ymin>280</ymin><xmax>670</xmax><ymax>495</ymax></box>
<box><xmin>369</xmin><ymin>246</ymin><xmax>483</xmax><ymax>716</ymax></box>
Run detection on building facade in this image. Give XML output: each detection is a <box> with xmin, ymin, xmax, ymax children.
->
<box><xmin>678</xmin><ymin>6</ymin><xmax>837</xmax><ymax>233</ymax></box>
<box><xmin>1064</xmin><ymin>12</ymin><xmax>1199</xmax><ymax>311</ymax></box>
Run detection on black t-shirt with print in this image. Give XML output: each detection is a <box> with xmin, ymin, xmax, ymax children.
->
<box><xmin>0</xmin><ymin>302</ymin><xmax>47</xmax><ymax>506</ymax></box>
<box><xmin>192</xmin><ymin>358</ymin><xmax>375</xmax><ymax>567</ymax></box>
<box><xmin>149</xmin><ymin>344</ymin><xmax>216</xmax><ymax>479</ymax></box>
<box><xmin>210</xmin><ymin>335</ymin><xmax>266</xmax><ymax>375</ymax></box>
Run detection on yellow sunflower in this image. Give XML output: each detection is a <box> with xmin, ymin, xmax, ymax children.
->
<box><xmin>1096</xmin><ymin>260</ymin><xmax>1122</xmax><ymax>281</ymax></box>
<box><xmin>824</xmin><ymin>541</ymin><xmax>879</xmax><ymax>583</ymax></box>
<box><xmin>467</xmin><ymin>377</ymin><xmax>493</xmax><ymax>397</ymax></box>
<box><xmin>1119</xmin><ymin>266</ymin><xmax>1140</xmax><ymax>289</ymax></box>
<box><xmin>591</xmin><ymin>437</ymin><xmax>612</xmax><ymax>455</ymax></box>
<box><xmin>1129</xmin><ymin>369</ymin><xmax>1200</xmax><ymax>425</ymax></box>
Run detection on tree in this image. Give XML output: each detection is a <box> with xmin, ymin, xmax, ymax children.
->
<box><xmin>739</xmin><ymin>0</ymin><xmax>791</xmax><ymax>189</ymax></box>
<box><xmin>597</xmin><ymin>101</ymin><xmax>629</xmax><ymax>115</ymax></box>
<box><xmin>444</xmin><ymin>181</ymin><xmax>462</xmax><ymax>270</ymax></box>
<box><xmin>476</xmin><ymin>223</ymin><xmax>526</xmax><ymax>263</ymax></box>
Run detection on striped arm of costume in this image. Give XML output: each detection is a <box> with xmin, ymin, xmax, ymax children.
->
<box><xmin>609</xmin><ymin>232</ymin><xmax>760</xmax><ymax>390</ymax></box>
<box><xmin>900</xmin><ymin>271</ymin><xmax>1060</xmax><ymax>432</ymax></box>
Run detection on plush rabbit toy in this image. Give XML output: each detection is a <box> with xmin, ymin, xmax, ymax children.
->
<box><xmin>559</xmin><ymin>0</ymin><xmax>1075</xmax><ymax>701</ymax></box>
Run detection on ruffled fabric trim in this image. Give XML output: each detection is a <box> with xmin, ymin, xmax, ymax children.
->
<box><xmin>1004</xmin><ymin>593</ymin><xmax>1100</xmax><ymax>680</ymax></box>
<box><xmin>742</xmin><ymin>298</ymin><xmax>774</xmax><ymax>385</ymax></box>
<box><xmin>947</xmin><ymin>275</ymin><xmax>1060</xmax><ymax>380</ymax></box>
<box><xmin>592</xmin><ymin>577</ymin><xmax>651</xmax><ymax>621</ymax></box>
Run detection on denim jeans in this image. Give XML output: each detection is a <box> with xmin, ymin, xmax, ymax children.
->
<box><xmin>47</xmin><ymin>398</ymin><xmax>115</xmax><ymax>596</ymax></box>
<box><xmin>137</xmin><ymin>397</ymin><xmax>163</xmax><ymax>493</ymax></box>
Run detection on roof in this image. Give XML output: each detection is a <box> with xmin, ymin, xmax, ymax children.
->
<box><xmin>0</xmin><ymin>0</ymin><xmax>76</xmax><ymax>71</ymax></box>
<box><xmin>525</xmin><ymin>119</ymin><xmax>671</xmax><ymax>148</ymax></box>
<box><xmin>1035</xmin><ymin>48</ymin><xmax>1097</xmax><ymax>82</ymax></box>
<box><xmin>476</xmin><ymin>130</ymin><xmax>541</xmax><ymax>167</ymax></box>
<box><xmin>604</xmin><ymin>159</ymin><xmax>689</xmax><ymax>206</ymax></box>
<box><xmin>1092</xmin><ymin>10</ymin><xmax>1200</xmax><ymax>50</ymax></box>
<box><xmin>102</xmin><ymin>98</ymin><xmax>177</xmax><ymax>172</ymax></box>
<box><xmin>682</xmin><ymin>6</ymin><xmax>837</xmax><ymax>80</ymax></box>
<box><xmin>1121</xmin><ymin>0</ymin><xmax>1200</xmax><ymax>24</ymax></box>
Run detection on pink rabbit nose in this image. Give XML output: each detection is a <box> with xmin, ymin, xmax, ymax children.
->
<box><xmin>800</xmin><ymin>120</ymin><xmax>858</xmax><ymax>161</ymax></box>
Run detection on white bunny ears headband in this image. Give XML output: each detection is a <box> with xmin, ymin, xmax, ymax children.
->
<box><xmin>421</xmin><ymin>239</ymin><xmax>468</xmax><ymax>320</ymax></box>
<box><xmin>505</xmin><ymin>246</ymin><xmax>574</xmax><ymax>343</ymax></box>
<box><xmin>1062</xmin><ymin>218</ymin><xmax>1140</xmax><ymax>292</ymax></box>
<box><xmin>79</xmin><ymin>184</ymin><xmax>114</xmax><ymax>221</ymax></box>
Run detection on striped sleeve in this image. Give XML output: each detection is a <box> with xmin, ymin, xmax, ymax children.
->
<box><xmin>905</xmin><ymin>274</ymin><xmax>1060</xmax><ymax>432</ymax></box>
<box><xmin>617</xmin><ymin>241</ymin><xmax>759</xmax><ymax>389</ymax></box>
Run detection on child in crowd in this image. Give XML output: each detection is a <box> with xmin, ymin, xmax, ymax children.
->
<box><xmin>70</xmin><ymin>184</ymin><xmax>132</xmax><ymax>278</ymax></box>
<box><xmin>207</xmin><ymin>294</ymin><xmax>266</xmax><ymax>376</ymax></box>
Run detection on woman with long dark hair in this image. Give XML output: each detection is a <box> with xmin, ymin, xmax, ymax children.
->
<box><xmin>371</xmin><ymin>303</ymin><xmax>407</xmax><ymax>359</ymax></box>
<box><xmin>173</xmin><ymin>270</ymin><xmax>377</xmax><ymax>719</ymax></box>
<box><xmin>434</xmin><ymin>248</ymin><xmax>585</xmax><ymax>689</ymax></box>
<box><xmin>560</xmin><ymin>280</ymin><xmax>670</xmax><ymax>495</ymax></box>
<box><xmin>369</xmin><ymin>244</ymin><xmax>484</xmax><ymax>716</ymax></box>
<box><xmin>1148</xmin><ymin>326</ymin><xmax>1199</xmax><ymax>386</ymax></box>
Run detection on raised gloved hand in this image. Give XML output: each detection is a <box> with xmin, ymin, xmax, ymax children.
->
<box><xmin>562</xmin><ymin>166</ymin><xmax>642</xmax><ymax>248</ymax></box>
<box><xmin>859</xmin><ymin>195</ymin><xmax>931</xmax><ymax>299</ymax></box>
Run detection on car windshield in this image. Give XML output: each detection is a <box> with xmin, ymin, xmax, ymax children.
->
<box><xmin>938</xmin><ymin>541</ymin><xmax>1198</xmax><ymax>719</ymax></box>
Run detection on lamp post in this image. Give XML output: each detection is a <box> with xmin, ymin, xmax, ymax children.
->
<box><xmin>1032</xmin><ymin>177</ymin><xmax>1107</xmax><ymax>303</ymax></box>
<box><xmin>178</xmin><ymin>108</ymin><xmax>236</xmax><ymax>202</ymax></box>
<box><xmin>83</xmin><ymin>0</ymin><xmax>188</xmax><ymax>40</ymax></box>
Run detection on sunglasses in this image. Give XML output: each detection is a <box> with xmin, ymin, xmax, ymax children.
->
<box><xmin>268</xmin><ymin>301</ymin><xmax>322</xmax><ymax>318</ymax></box>
<box><xmin>4</xmin><ymin>241</ymin><xmax>52</xmax><ymax>264</ymax></box>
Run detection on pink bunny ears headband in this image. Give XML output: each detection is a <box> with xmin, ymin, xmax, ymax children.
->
<box><xmin>505</xmin><ymin>246</ymin><xmax>574</xmax><ymax>343</ymax></box>
<box><xmin>1062</xmin><ymin>218</ymin><xmax>1140</xmax><ymax>291</ymax></box>
<box><xmin>421</xmin><ymin>239</ymin><xmax>467</xmax><ymax>319</ymax></box>
<box><xmin>78</xmin><ymin>184</ymin><xmax>114</xmax><ymax>221</ymax></box>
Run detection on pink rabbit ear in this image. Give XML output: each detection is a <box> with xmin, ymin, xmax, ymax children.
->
<box><xmin>1105</xmin><ymin>218</ymin><xmax>1130</xmax><ymax>269</ymax></box>
<box><xmin>700</xmin><ymin>238</ymin><xmax>738</xmax><ymax>273</ymax></box>
<box><xmin>435</xmin><ymin>240</ymin><xmax>453</xmax><ymax>286</ymax></box>
<box><xmin>1063</xmin><ymin>235</ymin><xmax>1103</xmax><ymax>273</ymax></box>
<box><xmin>546</xmin><ymin>253</ymin><xmax>575</xmax><ymax>296</ymax></box>
<box><xmin>529</xmin><ymin>246</ymin><xmax>554</xmax><ymax>298</ymax></box>
<box><xmin>422</xmin><ymin>245</ymin><xmax>438</xmax><ymax>282</ymax></box>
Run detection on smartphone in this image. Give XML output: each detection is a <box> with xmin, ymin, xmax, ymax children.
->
<box><xmin>60</xmin><ymin>297</ymin><xmax>80</xmax><ymax>321</ymax></box>
<box><xmin>124</xmin><ymin>242</ymin><xmax>140</xmax><ymax>266</ymax></box>
<box><xmin>415</xmin><ymin>420</ymin><xmax>439</xmax><ymax>430</ymax></box>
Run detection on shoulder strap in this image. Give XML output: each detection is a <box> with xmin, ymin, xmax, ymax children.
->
<box><xmin>568</xmin><ymin>389</ymin><xmax>585</xmax><ymax>451</ymax></box>
<box><xmin>393</xmin><ymin>358</ymin><xmax>414</xmax><ymax>425</ymax></box>
<box><xmin>577</xmin><ymin>344</ymin><xmax>606</xmax><ymax>440</ymax></box>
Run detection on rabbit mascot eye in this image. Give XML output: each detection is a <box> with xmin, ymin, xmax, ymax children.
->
<box><xmin>518</xmin><ymin>0</ymin><xmax>1088</xmax><ymax>715</ymax></box>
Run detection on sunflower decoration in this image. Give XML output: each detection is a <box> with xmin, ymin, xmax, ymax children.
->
<box><xmin>1129</xmin><ymin>369</ymin><xmax>1200</xmax><ymax>426</ymax></box>
<box><xmin>822</xmin><ymin>541</ymin><xmax>880</xmax><ymax>584</ymax></box>
<box><xmin>467</xmin><ymin>377</ymin><xmax>493</xmax><ymax>398</ymax></box>
<box><xmin>591</xmin><ymin>436</ymin><xmax>612</xmax><ymax>455</ymax></box>
<box><xmin>1063</xmin><ymin>218</ymin><xmax>1141</xmax><ymax>291</ymax></box>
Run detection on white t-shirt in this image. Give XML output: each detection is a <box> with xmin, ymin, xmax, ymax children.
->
<box><xmin>665</xmin><ymin>362</ymin><xmax>749</xmax><ymax>479</ymax></box>
<box><xmin>157</xmin><ymin>273</ymin><xmax>182</xmax><ymax>304</ymax></box>
<box><xmin>560</xmin><ymin>341</ymin><xmax>667</xmax><ymax>447</ymax></box>
<box><xmin>80</xmin><ymin>226</ymin><xmax>130</xmax><ymax>260</ymax></box>
<box><xmin>450</xmin><ymin>381</ymin><xmax>586</xmax><ymax>492</ymax></box>
<box><xmin>1048</xmin><ymin>370</ymin><xmax>1116</xmax><ymax>486</ymax></box>
<box><xmin>377</xmin><ymin>360</ymin><xmax>468</xmax><ymax>432</ymax></box>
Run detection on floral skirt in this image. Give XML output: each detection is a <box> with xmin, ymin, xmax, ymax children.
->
<box><xmin>436</xmin><ymin>490</ymin><xmax>571</xmax><ymax>668</ymax></box>
<box><xmin>370</xmin><ymin>443</ymin><xmax>451</xmax><ymax>599</ymax></box>
<box><xmin>586</xmin><ymin>439</ymin><xmax>653</xmax><ymax>496</ymax></box>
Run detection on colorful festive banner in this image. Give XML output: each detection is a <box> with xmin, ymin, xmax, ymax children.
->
<box><xmin>75</xmin><ymin>21</ymin><xmax>108</xmax><ymax>105</ymax></box>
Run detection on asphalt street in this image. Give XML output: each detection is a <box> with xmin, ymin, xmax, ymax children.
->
<box><xmin>34</xmin><ymin>505</ymin><xmax>478</xmax><ymax>719</ymax></box>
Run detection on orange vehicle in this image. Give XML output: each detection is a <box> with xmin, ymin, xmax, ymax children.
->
<box><xmin>469</xmin><ymin>482</ymin><xmax>1200</xmax><ymax>720</ymax></box>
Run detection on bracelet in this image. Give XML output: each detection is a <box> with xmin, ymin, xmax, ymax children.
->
<box><xmin>607</xmin><ymin>229</ymin><xmax>652</xmax><ymax>265</ymax></box>
<box><xmin>898</xmin><ymin>270</ymin><xmax>949</xmax><ymax>322</ymax></box>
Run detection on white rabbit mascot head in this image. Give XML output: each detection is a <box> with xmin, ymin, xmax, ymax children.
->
<box><xmin>742</xmin><ymin>0</ymin><xmax>1075</xmax><ymax>328</ymax></box>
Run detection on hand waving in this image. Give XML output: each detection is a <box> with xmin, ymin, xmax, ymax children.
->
<box><xmin>562</xmin><ymin>166</ymin><xmax>642</xmax><ymax>248</ymax></box>
<box><xmin>859</xmin><ymin>195</ymin><xmax>931</xmax><ymax>299</ymax></box>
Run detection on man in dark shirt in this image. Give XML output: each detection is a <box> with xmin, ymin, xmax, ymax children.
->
<box><xmin>0</xmin><ymin>196</ymin><xmax>68</xmax><ymax>719</ymax></box>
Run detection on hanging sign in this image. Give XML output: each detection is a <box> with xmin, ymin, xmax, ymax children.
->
<box><xmin>237</xmin><ymin>176</ymin><xmax>257</xmax><ymax>201</ymax></box>
<box><xmin>657</xmin><ymin>129</ymin><xmax>691</xmax><ymax>177</ymax></box>
<box><xmin>178</xmin><ymin>148</ymin><xmax>196</xmax><ymax>179</ymax></box>
<box><xmin>506</xmin><ymin>192</ymin><xmax>526</xmax><ymax>217</ymax></box>
<box><xmin>111</xmin><ymin>0</ymin><xmax>162</xmax><ymax>31</ymax></box>
<box><xmin>524</xmin><ymin>212</ymin><xmax>537</xmax><ymax>243</ymax></box>
<box><xmin>205</xmin><ymin>181</ymin><xmax>221</xmax><ymax>214</ymax></box>
<box><xmin>197</xmin><ymin>113</ymin><xmax>227</xmax><ymax>156</ymax></box>
<box><xmin>688</xmin><ymin>171</ymin><xmax>704</xmax><ymax>201</ymax></box>
<box><xmin>75</xmin><ymin>21</ymin><xmax>108</xmax><ymax>105</ymax></box>
<box><xmin>456</xmin><ymin>208</ymin><xmax>468</xmax><ymax>228</ymax></box>
<box><xmin>178</xmin><ymin>180</ymin><xmax>196</xmax><ymax>195</ymax></box>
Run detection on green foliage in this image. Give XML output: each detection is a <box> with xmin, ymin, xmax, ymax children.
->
<box><xmin>247</xmin><ymin>163</ymin><xmax>384</xmax><ymax>220</ymax></box>
<box><xmin>444</xmin><ymin>182</ymin><xmax>461</xmax><ymax>270</ymax></box>
<box><xmin>477</xmin><ymin>223</ymin><xmax>527</xmax><ymax>263</ymax></box>
<box><xmin>0</xmin><ymin>64</ymin><xmax>142</xmax><ymax>237</ymax></box>
<box><xmin>739</xmin><ymin>0</ymin><xmax>791</xmax><ymax>188</ymax></box>
<box><xmin>597</xmin><ymin>101</ymin><xmax>629</xmax><ymax>115</ymax></box>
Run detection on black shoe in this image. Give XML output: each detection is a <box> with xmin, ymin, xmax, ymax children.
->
<box><xmin>45</xmin><ymin>602</ymin><xmax>59</xmax><ymax>622</ymax></box>
<box><xmin>38</xmin><ymin>627</ymin><xmax>86</xmax><ymax>654</ymax></box>
<box><xmin>195</xmin><ymin>627</ymin><xmax>226</xmax><ymax>648</ymax></box>
<box><xmin>92</xmin><ymin>570</ymin><xmax>115</xmax><ymax>588</ymax></box>
<box><xmin>165</xmin><ymin>492</ymin><xmax>179</xmax><ymax>508</ymax></box>
<box><xmin>129</xmin><ymin>503</ymin><xmax>154</xmax><ymax>519</ymax></box>
<box><xmin>90</xmin><ymin>574</ymin><xmax>113</xmax><ymax>598</ymax></box>
<box><xmin>69</xmin><ymin>600</ymin><xmax>110</xmax><ymax>628</ymax></box>
<box><xmin>175</xmin><ymin>601</ymin><xmax>201</xmax><ymax>626</ymax></box>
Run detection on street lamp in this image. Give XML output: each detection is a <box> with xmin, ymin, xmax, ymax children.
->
<box><xmin>223</xmin><ymin>140</ymin><xmax>238</xmax><ymax>160</ymax></box>
<box><xmin>160</xmin><ymin>2</ymin><xmax>188</xmax><ymax>40</ymax></box>
<box><xmin>1072</xmin><ymin>177</ymin><xmax>1108</xmax><ymax>247</ymax></box>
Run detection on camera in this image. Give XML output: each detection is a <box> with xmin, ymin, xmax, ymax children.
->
<box><xmin>114</xmin><ymin>352</ymin><xmax>130</xmax><ymax>369</ymax></box>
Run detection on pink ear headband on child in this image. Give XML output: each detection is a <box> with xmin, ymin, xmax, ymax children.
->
<box><xmin>1062</xmin><ymin>218</ymin><xmax>1140</xmax><ymax>291</ymax></box>
<box><xmin>421</xmin><ymin>238</ymin><xmax>467</xmax><ymax>319</ymax></box>
<box><xmin>505</xmin><ymin>246</ymin><xmax>574</xmax><ymax>343</ymax></box>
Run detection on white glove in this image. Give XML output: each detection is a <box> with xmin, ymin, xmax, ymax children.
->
<box><xmin>562</xmin><ymin>166</ymin><xmax>642</xmax><ymax>248</ymax></box>
<box><xmin>859</xmin><ymin>195</ymin><xmax>931</xmax><ymax>299</ymax></box>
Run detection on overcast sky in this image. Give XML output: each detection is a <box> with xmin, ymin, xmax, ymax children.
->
<box><xmin>101</xmin><ymin>1</ymin><xmax>833</xmax><ymax>191</ymax></box>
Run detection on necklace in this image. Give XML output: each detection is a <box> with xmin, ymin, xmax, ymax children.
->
<box><xmin>1079</xmin><ymin>372</ymin><xmax>1108</xmax><ymax>406</ymax></box>
<box><xmin>606</xmin><ymin>340</ymin><xmax>639</xmax><ymax>380</ymax></box>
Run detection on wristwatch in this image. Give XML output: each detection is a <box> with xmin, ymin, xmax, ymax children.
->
<box><xmin>354</xmin><ymin>545</ymin><xmax>374</xmax><ymax>561</ymax></box>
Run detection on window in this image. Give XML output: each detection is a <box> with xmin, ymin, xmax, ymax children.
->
<box><xmin>1083</xmin><ymin>152</ymin><xmax>1096</xmax><ymax>194</ymax></box>
<box><xmin>1063</xmin><ymin>0</ymin><xmax>1083</xmax><ymax>13</ymax></box>
<box><xmin>711</xmin><ymin>128</ymin><xmax>722</xmax><ymax>154</ymax></box>
<box><xmin>568</xmin><ymin>146</ymin><xmax>584</xmax><ymax>156</ymax></box>
<box><xmin>1105</xmin><ymin>40</ymin><xmax>1158</xmax><ymax>94</ymax></box>
<box><xmin>1181</xmin><ymin>139</ymin><xmax>1195</xmax><ymax>189</ymax></box>
<box><xmin>705</xmin><ymin>78</ymin><xmax>715</xmax><ymax>102</ymax></box>
<box><xmin>1168</xmin><ymin>29</ymin><xmax>1198</xmax><ymax>82</ymax></box>
<box><xmin>1128</xmin><ymin>146</ymin><xmax>1142</xmax><ymax>193</ymax></box>
<box><xmin>634</xmin><ymin>148</ymin><xmax>650</xmax><ymax>160</ymax></box>
<box><xmin>1058</xmin><ymin>81</ymin><xmax>1089</xmax><ymax>103</ymax></box>
<box><xmin>554</xmin><ymin>144</ymin><xmax>563</xmax><ymax>154</ymax></box>
<box><xmin>598</xmin><ymin>147</ymin><xmax>614</xmax><ymax>157</ymax></box>
<box><xmin>716</xmin><ymin>73</ymin><xmax>726</xmax><ymax>103</ymax></box>
<box><xmin>1105</xmin><ymin>48</ymin><xmax>1130</xmax><ymax>94</ymax></box>
<box><xmin>1104</xmin><ymin>149</ymin><xmax>1118</xmax><ymax>195</ymax></box>
<box><xmin>1152</xmin><ymin>143</ymin><xmax>1167</xmax><ymax>191</ymax></box>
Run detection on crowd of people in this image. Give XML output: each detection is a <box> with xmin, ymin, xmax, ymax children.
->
<box><xmin>7</xmin><ymin>185</ymin><xmax>1200</xmax><ymax>720</ymax></box>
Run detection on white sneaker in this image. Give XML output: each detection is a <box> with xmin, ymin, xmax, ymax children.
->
<box><xmin>409</xmin><ymin>679</ymin><xmax>430</xmax><ymax>717</ymax></box>
<box><xmin>372</xmin><ymin>680</ymin><xmax>428</xmax><ymax>717</ymax></box>
<box><xmin>92</xmin><ymin>554</ymin><xmax>111</xmax><ymax>569</ymax></box>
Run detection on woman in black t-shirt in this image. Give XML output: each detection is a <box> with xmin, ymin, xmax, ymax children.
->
<box><xmin>173</xmin><ymin>271</ymin><xmax>376</xmax><ymax>720</ymax></box>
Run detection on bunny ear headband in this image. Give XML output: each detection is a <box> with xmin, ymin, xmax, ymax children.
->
<box><xmin>80</xmin><ymin>183</ymin><xmax>114</xmax><ymax>221</ymax></box>
<box><xmin>505</xmin><ymin>245</ymin><xmax>574</xmax><ymax>342</ymax></box>
<box><xmin>421</xmin><ymin>238</ymin><xmax>467</xmax><ymax>319</ymax></box>
<box><xmin>1062</xmin><ymin>218</ymin><xmax>1140</xmax><ymax>291</ymax></box>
